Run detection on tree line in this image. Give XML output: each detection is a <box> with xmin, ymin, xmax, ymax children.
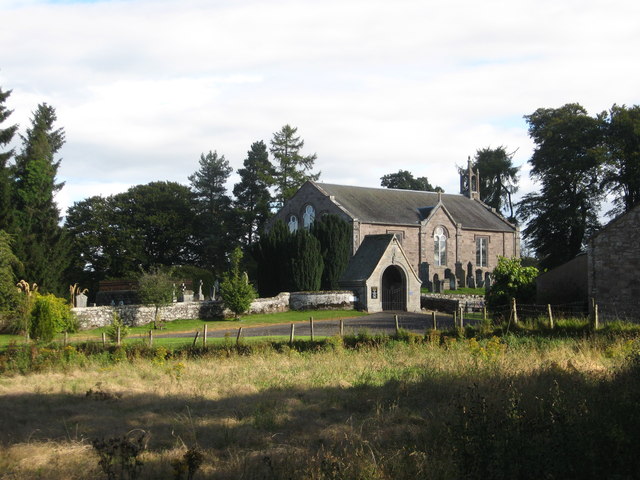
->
<box><xmin>2</xmin><ymin>78</ymin><xmax>639</xmax><ymax>310</ymax></box>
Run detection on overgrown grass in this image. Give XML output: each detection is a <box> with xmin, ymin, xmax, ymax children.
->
<box><xmin>2</xmin><ymin>323</ymin><xmax>640</xmax><ymax>479</ymax></box>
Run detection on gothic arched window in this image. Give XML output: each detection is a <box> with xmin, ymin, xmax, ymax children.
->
<box><xmin>303</xmin><ymin>204</ymin><xmax>315</xmax><ymax>229</ymax></box>
<box><xmin>434</xmin><ymin>226</ymin><xmax>447</xmax><ymax>266</ymax></box>
<box><xmin>288</xmin><ymin>215</ymin><xmax>299</xmax><ymax>232</ymax></box>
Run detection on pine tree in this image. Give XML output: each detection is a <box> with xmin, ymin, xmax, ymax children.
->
<box><xmin>311</xmin><ymin>214</ymin><xmax>351</xmax><ymax>290</ymax></box>
<box><xmin>188</xmin><ymin>151</ymin><xmax>234</xmax><ymax>274</ymax></box>
<box><xmin>0</xmin><ymin>230</ymin><xmax>22</xmax><ymax>319</ymax></box>
<box><xmin>0</xmin><ymin>86</ymin><xmax>18</xmax><ymax>231</ymax></box>
<box><xmin>233</xmin><ymin>141</ymin><xmax>275</xmax><ymax>245</ymax></box>
<box><xmin>270</xmin><ymin>125</ymin><xmax>319</xmax><ymax>207</ymax></box>
<box><xmin>11</xmin><ymin>103</ymin><xmax>70</xmax><ymax>294</ymax></box>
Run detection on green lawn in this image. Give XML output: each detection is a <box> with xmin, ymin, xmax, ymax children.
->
<box><xmin>421</xmin><ymin>286</ymin><xmax>485</xmax><ymax>296</ymax></box>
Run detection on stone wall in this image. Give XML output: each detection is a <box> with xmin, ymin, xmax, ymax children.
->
<box><xmin>420</xmin><ymin>293</ymin><xmax>485</xmax><ymax>315</ymax></box>
<box><xmin>72</xmin><ymin>291</ymin><xmax>355</xmax><ymax>330</ymax></box>
<box><xmin>588</xmin><ymin>204</ymin><xmax>640</xmax><ymax>320</ymax></box>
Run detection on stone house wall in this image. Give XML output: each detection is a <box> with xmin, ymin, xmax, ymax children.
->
<box><xmin>588</xmin><ymin>204</ymin><xmax>640</xmax><ymax>320</ymax></box>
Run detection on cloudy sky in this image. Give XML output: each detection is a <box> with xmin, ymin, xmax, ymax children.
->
<box><xmin>1</xmin><ymin>0</ymin><xmax>639</xmax><ymax>217</ymax></box>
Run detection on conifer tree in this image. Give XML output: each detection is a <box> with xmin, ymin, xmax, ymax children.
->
<box><xmin>188</xmin><ymin>150</ymin><xmax>234</xmax><ymax>274</ymax></box>
<box><xmin>270</xmin><ymin>125</ymin><xmax>319</xmax><ymax>207</ymax></box>
<box><xmin>289</xmin><ymin>229</ymin><xmax>323</xmax><ymax>292</ymax></box>
<box><xmin>311</xmin><ymin>214</ymin><xmax>351</xmax><ymax>290</ymax></box>
<box><xmin>253</xmin><ymin>219</ymin><xmax>290</xmax><ymax>297</ymax></box>
<box><xmin>0</xmin><ymin>86</ymin><xmax>18</xmax><ymax>231</ymax></box>
<box><xmin>11</xmin><ymin>103</ymin><xmax>69</xmax><ymax>294</ymax></box>
<box><xmin>233</xmin><ymin>141</ymin><xmax>275</xmax><ymax>245</ymax></box>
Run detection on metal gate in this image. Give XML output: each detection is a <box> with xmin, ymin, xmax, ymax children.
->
<box><xmin>382</xmin><ymin>286</ymin><xmax>406</xmax><ymax>311</ymax></box>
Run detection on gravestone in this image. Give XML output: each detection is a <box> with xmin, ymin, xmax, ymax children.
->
<box><xmin>75</xmin><ymin>293</ymin><xmax>88</xmax><ymax>308</ymax></box>
<box><xmin>449</xmin><ymin>274</ymin><xmax>457</xmax><ymax>290</ymax></box>
<box><xmin>433</xmin><ymin>273</ymin><xmax>441</xmax><ymax>293</ymax></box>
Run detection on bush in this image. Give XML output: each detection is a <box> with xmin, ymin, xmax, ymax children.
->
<box><xmin>486</xmin><ymin>256</ymin><xmax>538</xmax><ymax>311</ymax></box>
<box><xmin>106</xmin><ymin>312</ymin><xmax>129</xmax><ymax>343</ymax></box>
<box><xmin>221</xmin><ymin>247</ymin><xmax>256</xmax><ymax>320</ymax></box>
<box><xmin>29</xmin><ymin>293</ymin><xmax>74</xmax><ymax>342</ymax></box>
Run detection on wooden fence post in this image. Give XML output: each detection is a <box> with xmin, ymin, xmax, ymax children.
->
<box><xmin>290</xmin><ymin>323</ymin><xmax>295</xmax><ymax>344</ymax></box>
<box><xmin>149</xmin><ymin>329</ymin><xmax>153</xmax><ymax>347</ymax></box>
<box><xmin>339</xmin><ymin>319</ymin><xmax>344</xmax><ymax>337</ymax></box>
<box><xmin>236</xmin><ymin>327</ymin><xmax>243</xmax><ymax>345</ymax></box>
<box><xmin>453</xmin><ymin>309</ymin><xmax>458</xmax><ymax>328</ymax></box>
<box><xmin>310</xmin><ymin>317</ymin><xmax>314</xmax><ymax>341</ymax></box>
<box><xmin>591</xmin><ymin>298</ymin><xmax>599</xmax><ymax>330</ymax></box>
<box><xmin>63</xmin><ymin>331</ymin><xmax>68</xmax><ymax>347</ymax></box>
<box><xmin>192</xmin><ymin>330</ymin><xmax>200</xmax><ymax>347</ymax></box>
<box><xmin>102</xmin><ymin>332</ymin><xmax>106</xmax><ymax>347</ymax></box>
<box><xmin>203</xmin><ymin>324</ymin><xmax>207</xmax><ymax>347</ymax></box>
<box><xmin>482</xmin><ymin>307</ymin><xmax>487</xmax><ymax>323</ymax></box>
<box><xmin>432</xmin><ymin>311</ymin><xmax>437</xmax><ymax>330</ymax></box>
<box><xmin>394</xmin><ymin>314</ymin><xmax>399</xmax><ymax>334</ymax></box>
<box><xmin>117</xmin><ymin>326</ymin><xmax>121</xmax><ymax>346</ymax></box>
<box><xmin>511</xmin><ymin>298</ymin><xmax>519</xmax><ymax>325</ymax></box>
<box><xmin>459</xmin><ymin>307</ymin><xmax>464</xmax><ymax>329</ymax></box>
<box><xmin>547</xmin><ymin>304</ymin><xmax>554</xmax><ymax>329</ymax></box>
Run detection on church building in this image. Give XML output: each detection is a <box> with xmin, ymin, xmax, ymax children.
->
<box><xmin>271</xmin><ymin>161</ymin><xmax>520</xmax><ymax>311</ymax></box>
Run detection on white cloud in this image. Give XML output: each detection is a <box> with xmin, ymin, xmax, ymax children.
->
<box><xmin>1</xmin><ymin>0</ymin><xmax>639</xmax><ymax>216</ymax></box>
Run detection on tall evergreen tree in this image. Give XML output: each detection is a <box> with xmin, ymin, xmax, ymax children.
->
<box><xmin>233</xmin><ymin>141</ymin><xmax>275</xmax><ymax>245</ymax></box>
<box><xmin>518</xmin><ymin>104</ymin><xmax>605</xmax><ymax>270</ymax></box>
<box><xmin>252</xmin><ymin>219</ymin><xmax>290</xmax><ymax>297</ymax></box>
<box><xmin>602</xmin><ymin>104</ymin><xmax>640</xmax><ymax>215</ymax></box>
<box><xmin>0</xmin><ymin>86</ymin><xmax>18</xmax><ymax>231</ymax></box>
<box><xmin>311</xmin><ymin>214</ymin><xmax>351</xmax><ymax>290</ymax></box>
<box><xmin>473</xmin><ymin>146</ymin><xmax>519</xmax><ymax>222</ymax></box>
<box><xmin>188</xmin><ymin>151</ymin><xmax>234</xmax><ymax>274</ymax></box>
<box><xmin>0</xmin><ymin>230</ymin><xmax>22</xmax><ymax>320</ymax></box>
<box><xmin>11</xmin><ymin>103</ymin><xmax>69</xmax><ymax>294</ymax></box>
<box><xmin>289</xmin><ymin>229</ymin><xmax>323</xmax><ymax>292</ymax></box>
<box><xmin>270</xmin><ymin>125</ymin><xmax>319</xmax><ymax>207</ymax></box>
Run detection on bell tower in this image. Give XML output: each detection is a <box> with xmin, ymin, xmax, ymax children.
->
<box><xmin>459</xmin><ymin>156</ymin><xmax>480</xmax><ymax>200</ymax></box>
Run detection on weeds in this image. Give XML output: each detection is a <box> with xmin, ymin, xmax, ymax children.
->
<box><xmin>92</xmin><ymin>431</ymin><xmax>147</xmax><ymax>480</ymax></box>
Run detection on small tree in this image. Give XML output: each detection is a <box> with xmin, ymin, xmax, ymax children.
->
<box><xmin>486</xmin><ymin>257</ymin><xmax>538</xmax><ymax>312</ymax></box>
<box><xmin>137</xmin><ymin>268</ymin><xmax>174</xmax><ymax>329</ymax></box>
<box><xmin>220</xmin><ymin>247</ymin><xmax>256</xmax><ymax>320</ymax></box>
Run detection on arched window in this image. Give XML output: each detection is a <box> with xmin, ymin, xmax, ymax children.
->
<box><xmin>288</xmin><ymin>215</ymin><xmax>298</xmax><ymax>232</ymax></box>
<box><xmin>434</xmin><ymin>226</ymin><xmax>447</xmax><ymax>266</ymax></box>
<box><xmin>303</xmin><ymin>204</ymin><xmax>315</xmax><ymax>229</ymax></box>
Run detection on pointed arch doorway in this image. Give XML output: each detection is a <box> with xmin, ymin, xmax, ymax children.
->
<box><xmin>381</xmin><ymin>265</ymin><xmax>407</xmax><ymax>311</ymax></box>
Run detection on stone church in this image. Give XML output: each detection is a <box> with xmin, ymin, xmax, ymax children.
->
<box><xmin>271</xmin><ymin>161</ymin><xmax>520</xmax><ymax>312</ymax></box>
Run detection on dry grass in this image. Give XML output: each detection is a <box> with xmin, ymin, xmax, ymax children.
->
<box><xmin>0</xmin><ymin>335</ymin><xmax>636</xmax><ymax>479</ymax></box>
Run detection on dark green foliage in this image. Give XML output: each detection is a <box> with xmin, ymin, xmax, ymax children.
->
<box><xmin>518</xmin><ymin>104</ymin><xmax>605</xmax><ymax>270</ymax></box>
<box><xmin>380</xmin><ymin>169</ymin><xmax>441</xmax><ymax>191</ymax></box>
<box><xmin>473</xmin><ymin>146</ymin><xmax>519</xmax><ymax>221</ymax></box>
<box><xmin>486</xmin><ymin>257</ymin><xmax>538</xmax><ymax>311</ymax></box>
<box><xmin>602</xmin><ymin>104</ymin><xmax>640</xmax><ymax>215</ymax></box>
<box><xmin>106</xmin><ymin>311</ymin><xmax>129</xmax><ymax>343</ymax></box>
<box><xmin>0</xmin><ymin>86</ymin><xmax>18</xmax><ymax>232</ymax></box>
<box><xmin>220</xmin><ymin>247</ymin><xmax>256</xmax><ymax>319</ymax></box>
<box><xmin>11</xmin><ymin>103</ymin><xmax>70</xmax><ymax>294</ymax></box>
<box><xmin>29</xmin><ymin>293</ymin><xmax>74</xmax><ymax>342</ymax></box>
<box><xmin>0</xmin><ymin>230</ymin><xmax>22</xmax><ymax>322</ymax></box>
<box><xmin>137</xmin><ymin>268</ymin><xmax>174</xmax><ymax>328</ymax></box>
<box><xmin>233</xmin><ymin>140</ymin><xmax>275</xmax><ymax>245</ymax></box>
<box><xmin>65</xmin><ymin>182</ymin><xmax>198</xmax><ymax>285</ymax></box>
<box><xmin>189</xmin><ymin>150</ymin><xmax>235</xmax><ymax>274</ymax></box>
<box><xmin>289</xmin><ymin>229</ymin><xmax>323</xmax><ymax>291</ymax></box>
<box><xmin>253</xmin><ymin>220</ymin><xmax>291</xmax><ymax>297</ymax></box>
<box><xmin>270</xmin><ymin>125</ymin><xmax>319</xmax><ymax>207</ymax></box>
<box><xmin>311</xmin><ymin>214</ymin><xmax>351</xmax><ymax>289</ymax></box>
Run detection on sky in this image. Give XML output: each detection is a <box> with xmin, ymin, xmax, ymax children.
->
<box><xmin>1</xmin><ymin>0</ymin><xmax>639</xmax><ymax>219</ymax></box>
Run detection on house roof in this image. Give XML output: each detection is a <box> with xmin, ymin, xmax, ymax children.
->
<box><xmin>314</xmin><ymin>182</ymin><xmax>515</xmax><ymax>232</ymax></box>
<box><xmin>340</xmin><ymin>234</ymin><xmax>397</xmax><ymax>283</ymax></box>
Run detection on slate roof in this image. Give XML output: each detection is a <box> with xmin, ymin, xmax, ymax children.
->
<box><xmin>340</xmin><ymin>234</ymin><xmax>396</xmax><ymax>283</ymax></box>
<box><xmin>314</xmin><ymin>182</ymin><xmax>515</xmax><ymax>232</ymax></box>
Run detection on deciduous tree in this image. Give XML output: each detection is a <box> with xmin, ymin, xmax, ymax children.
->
<box><xmin>518</xmin><ymin>104</ymin><xmax>605</xmax><ymax>270</ymax></box>
<box><xmin>380</xmin><ymin>170</ymin><xmax>440</xmax><ymax>191</ymax></box>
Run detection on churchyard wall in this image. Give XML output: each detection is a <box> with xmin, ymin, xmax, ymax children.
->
<box><xmin>72</xmin><ymin>291</ymin><xmax>356</xmax><ymax>329</ymax></box>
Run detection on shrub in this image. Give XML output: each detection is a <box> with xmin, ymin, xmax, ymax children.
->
<box><xmin>220</xmin><ymin>247</ymin><xmax>256</xmax><ymax>320</ymax></box>
<box><xmin>29</xmin><ymin>293</ymin><xmax>74</xmax><ymax>342</ymax></box>
<box><xmin>486</xmin><ymin>256</ymin><xmax>538</xmax><ymax>311</ymax></box>
<box><xmin>106</xmin><ymin>312</ymin><xmax>129</xmax><ymax>343</ymax></box>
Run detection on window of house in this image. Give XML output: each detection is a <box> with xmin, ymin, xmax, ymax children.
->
<box><xmin>288</xmin><ymin>215</ymin><xmax>299</xmax><ymax>232</ymax></box>
<box><xmin>434</xmin><ymin>226</ymin><xmax>447</xmax><ymax>266</ymax></box>
<box><xmin>303</xmin><ymin>204</ymin><xmax>315</xmax><ymax>229</ymax></box>
<box><xmin>476</xmin><ymin>236</ymin><xmax>488</xmax><ymax>267</ymax></box>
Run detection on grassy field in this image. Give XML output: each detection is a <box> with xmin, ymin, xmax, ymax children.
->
<box><xmin>1</xmin><ymin>325</ymin><xmax>640</xmax><ymax>479</ymax></box>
